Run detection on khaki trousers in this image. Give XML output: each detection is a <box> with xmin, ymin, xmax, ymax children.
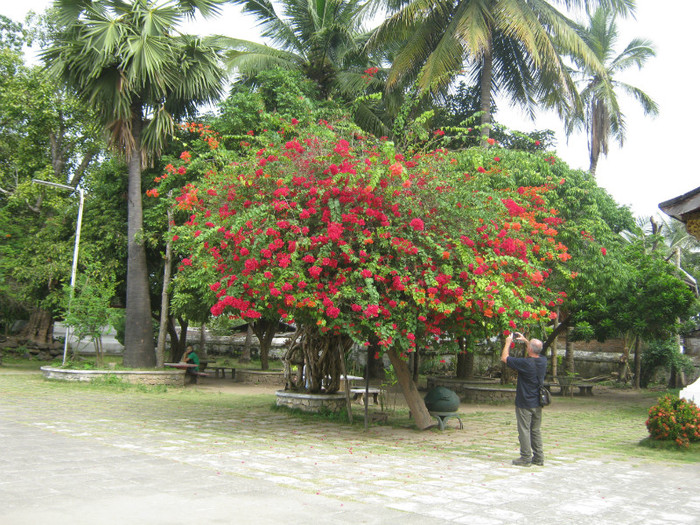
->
<box><xmin>515</xmin><ymin>406</ymin><xmax>543</xmax><ymax>461</ymax></box>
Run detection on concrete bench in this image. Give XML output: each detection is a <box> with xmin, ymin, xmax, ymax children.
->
<box><xmin>350</xmin><ymin>387</ymin><xmax>381</xmax><ymax>404</ymax></box>
<box><xmin>544</xmin><ymin>382</ymin><xmax>594</xmax><ymax>396</ymax></box>
<box><xmin>207</xmin><ymin>366</ymin><xmax>236</xmax><ymax>380</ymax></box>
<box><xmin>189</xmin><ymin>371</ymin><xmax>209</xmax><ymax>384</ymax></box>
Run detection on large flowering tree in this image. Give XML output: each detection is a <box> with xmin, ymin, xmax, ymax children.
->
<box><xmin>156</xmin><ymin>117</ymin><xmax>569</xmax><ymax>428</ymax></box>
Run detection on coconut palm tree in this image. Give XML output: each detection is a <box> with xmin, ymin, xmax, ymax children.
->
<box><xmin>43</xmin><ymin>0</ymin><xmax>227</xmax><ymax>367</ymax></box>
<box><xmin>218</xmin><ymin>0</ymin><xmax>382</xmax><ymax>102</ymax></box>
<box><xmin>369</xmin><ymin>0</ymin><xmax>635</xmax><ymax>140</ymax></box>
<box><xmin>565</xmin><ymin>7</ymin><xmax>658</xmax><ymax>175</ymax></box>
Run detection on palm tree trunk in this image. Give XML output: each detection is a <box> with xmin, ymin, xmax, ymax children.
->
<box><xmin>479</xmin><ymin>36</ymin><xmax>494</xmax><ymax>144</ymax></box>
<box><xmin>123</xmin><ymin>110</ymin><xmax>155</xmax><ymax>368</ymax></box>
<box><xmin>589</xmin><ymin>148</ymin><xmax>600</xmax><ymax>176</ymax></box>
<box><xmin>589</xmin><ymin>100</ymin><xmax>603</xmax><ymax>176</ymax></box>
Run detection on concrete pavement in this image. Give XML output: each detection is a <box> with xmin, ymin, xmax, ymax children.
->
<box><xmin>1</xmin><ymin>372</ymin><xmax>699</xmax><ymax>525</ymax></box>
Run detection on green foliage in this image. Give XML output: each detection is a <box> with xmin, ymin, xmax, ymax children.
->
<box><xmin>63</xmin><ymin>264</ymin><xmax>119</xmax><ymax>366</ymax></box>
<box><xmin>646</xmin><ymin>394</ymin><xmax>700</xmax><ymax>448</ymax></box>
<box><xmin>0</xmin><ymin>16</ymin><xmax>103</xmax><ymax>331</ymax></box>
<box><xmin>254</xmin><ymin>68</ymin><xmax>320</xmax><ymax>117</ymax></box>
<box><xmin>165</xmin><ymin>116</ymin><xmax>569</xmax><ymax>360</ymax></box>
<box><xmin>640</xmin><ymin>339</ymin><xmax>696</xmax><ymax>389</ymax></box>
<box><xmin>0</xmin><ymin>14</ymin><xmax>26</xmax><ymax>52</ymax></box>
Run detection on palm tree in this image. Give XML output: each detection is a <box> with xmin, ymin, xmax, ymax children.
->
<box><xmin>43</xmin><ymin>0</ymin><xmax>226</xmax><ymax>367</ymax></box>
<box><xmin>565</xmin><ymin>7</ymin><xmax>658</xmax><ymax>175</ymax></box>
<box><xmin>218</xmin><ymin>0</ymin><xmax>380</xmax><ymax>101</ymax></box>
<box><xmin>369</xmin><ymin>0</ymin><xmax>634</xmax><ymax>140</ymax></box>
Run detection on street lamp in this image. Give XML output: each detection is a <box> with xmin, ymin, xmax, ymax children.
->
<box><xmin>32</xmin><ymin>179</ymin><xmax>85</xmax><ymax>365</ymax></box>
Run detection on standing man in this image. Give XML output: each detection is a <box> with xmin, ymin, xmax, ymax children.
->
<box><xmin>501</xmin><ymin>332</ymin><xmax>547</xmax><ymax>466</ymax></box>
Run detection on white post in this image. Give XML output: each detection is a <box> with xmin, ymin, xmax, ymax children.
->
<box><xmin>32</xmin><ymin>180</ymin><xmax>84</xmax><ymax>365</ymax></box>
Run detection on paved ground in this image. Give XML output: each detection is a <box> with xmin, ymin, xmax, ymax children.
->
<box><xmin>1</xmin><ymin>371</ymin><xmax>700</xmax><ymax>525</ymax></box>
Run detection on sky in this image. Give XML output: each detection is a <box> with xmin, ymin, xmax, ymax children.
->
<box><xmin>3</xmin><ymin>0</ymin><xmax>697</xmax><ymax>219</ymax></box>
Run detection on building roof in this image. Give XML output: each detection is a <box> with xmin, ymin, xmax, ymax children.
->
<box><xmin>659</xmin><ymin>186</ymin><xmax>700</xmax><ymax>223</ymax></box>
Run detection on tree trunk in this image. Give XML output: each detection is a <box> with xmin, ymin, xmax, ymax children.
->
<box><xmin>618</xmin><ymin>336</ymin><xmax>631</xmax><ymax>384</ymax></box>
<box><xmin>240</xmin><ymin>324</ymin><xmax>253</xmax><ymax>363</ymax></box>
<box><xmin>167</xmin><ymin>316</ymin><xmax>188</xmax><ymax>362</ymax></box>
<box><xmin>479</xmin><ymin>35</ymin><xmax>494</xmax><ymax>144</ymax></box>
<box><xmin>282</xmin><ymin>324</ymin><xmax>349</xmax><ymax>394</ymax></box>
<box><xmin>633</xmin><ymin>337</ymin><xmax>641</xmax><ymax>389</ymax></box>
<box><xmin>367</xmin><ymin>346</ymin><xmax>385</xmax><ymax>380</ymax></box>
<box><xmin>93</xmin><ymin>336</ymin><xmax>104</xmax><ymax>368</ymax></box>
<box><xmin>20</xmin><ymin>308</ymin><xmax>54</xmax><ymax>345</ymax></box>
<box><xmin>123</xmin><ymin>110</ymin><xmax>155</xmax><ymax>368</ymax></box>
<box><xmin>564</xmin><ymin>330</ymin><xmax>575</xmax><ymax>375</ymax></box>
<box><xmin>456</xmin><ymin>339</ymin><xmax>474</xmax><ymax>379</ymax></box>
<box><xmin>155</xmin><ymin>205</ymin><xmax>174</xmax><ymax>368</ymax></box>
<box><xmin>199</xmin><ymin>321</ymin><xmax>208</xmax><ymax>360</ymax></box>
<box><xmin>385</xmin><ymin>347</ymin><xmax>433</xmax><ymax>430</ymax></box>
<box><xmin>251</xmin><ymin>318</ymin><xmax>279</xmax><ymax>371</ymax></box>
<box><xmin>589</xmin><ymin>100</ymin><xmax>602</xmax><ymax>176</ymax></box>
<box><xmin>550</xmin><ymin>335</ymin><xmax>558</xmax><ymax>379</ymax></box>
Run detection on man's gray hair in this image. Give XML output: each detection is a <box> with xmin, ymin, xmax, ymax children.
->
<box><xmin>530</xmin><ymin>338</ymin><xmax>544</xmax><ymax>355</ymax></box>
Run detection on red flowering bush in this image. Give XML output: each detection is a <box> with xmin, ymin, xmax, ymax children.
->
<box><xmin>646</xmin><ymin>394</ymin><xmax>700</xmax><ymax>448</ymax></box>
<box><xmin>167</xmin><ymin>118</ymin><xmax>569</xmax><ymax>364</ymax></box>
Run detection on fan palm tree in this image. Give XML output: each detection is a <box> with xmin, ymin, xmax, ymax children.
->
<box><xmin>565</xmin><ymin>7</ymin><xmax>658</xmax><ymax>175</ymax></box>
<box><xmin>218</xmin><ymin>0</ymin><xmax>381</xmax><ymax>101</ymax></box>
<box><xmin>369</xmin><ymin>0</ymin><xmax>635</xmax><ymax>140</ymax></box>
<box><xmin>43</xmin><ymin>0</ymin><xmax>227</xmax><ymax>367</ymax></box>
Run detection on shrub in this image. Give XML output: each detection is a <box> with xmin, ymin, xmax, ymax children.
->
<box><xmin>646</xmin><ymin>394</ymin><xmax>700</xmax><ymax>448</ymax></box>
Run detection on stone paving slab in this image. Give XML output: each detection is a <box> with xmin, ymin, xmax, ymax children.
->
<box><xmin>2</xmin><ymin>372</ymin><xmax>700</xmax><ymax>524</ymax></box>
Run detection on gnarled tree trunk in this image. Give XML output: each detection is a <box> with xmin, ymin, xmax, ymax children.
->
<box><xmin>251</xmin><ymin>318</ymin><xmax>279</xmax><ymax>371</ymax></box>
<box><xmin>283</xmin><ymin>324</ymin><xmax>352</xmax><ymax>394</ymax></box>
<box><xmin>386</xmin><ymin>347</ymin><xmax>433</xmax><ymax>430</ymax></box>
<box><xmin>20</xmin><ymin>308</ymin><xmax>54</xmax><ymax>345</ymax></box>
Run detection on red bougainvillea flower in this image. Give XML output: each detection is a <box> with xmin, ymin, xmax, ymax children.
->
<box><xmin>410</xmin><ymin>218</ymin><xmax>425</xmax><ymax>231</ymax></box>
<box><xmin>389</xmin><ymin>162</ymin><xmax>403</xmax><ymax>176</ymax></box>
<box><xmin>601</xmin><ymin>247</ymin><xmax>607</xmax><ymax>256</ymax></box>
<box><xmin>169</xmin><ymin>116</ymin><xmax>569</xmax><ymax>365</ymax></box>
<box><xmin>487</xmin><ymin>138</ymin><xmax>496</xmax><ymax>146</ymax></box>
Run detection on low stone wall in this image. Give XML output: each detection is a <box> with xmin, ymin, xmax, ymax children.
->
<box><xmin>40</xmin><ymin>366</ymin><xmax>185</xmax><ymax>387</ymax></box>
<box><xmin>236</xmin><ymin>370</ymin><xmax>286</xmax><ymax>385</ymax></box>
<box><xmin>427</xmin><ymin>376</ymin><xmax>516</xmax><ymax>403</ymax></box>
<box><xmin>275</xmin><ymin>390</ymin><xmax>346</xmax><ymax>413</ymax></box>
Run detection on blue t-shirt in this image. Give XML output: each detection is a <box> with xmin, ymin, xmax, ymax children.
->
<box><xmin>507</xmin><ymin>355</ymin><xmax>547</xmax><ymax>408</ymax></box>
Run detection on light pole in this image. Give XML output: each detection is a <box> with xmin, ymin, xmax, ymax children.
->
<box><xmin>32</xmin><ymin>179</ymin><xmax>85</xmax><ymax>365</ymax></box>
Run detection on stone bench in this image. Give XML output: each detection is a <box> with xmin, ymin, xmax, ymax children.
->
<box><xmin>544</xmin><ymin>382</ymin><xmax>595</xmax><ymax>396</ymax></box>
<box><xmin>350</xmin><ymin>387</ymin><xmax>382</xmax><ymax>404</ymax></box>
<box><xmin>206</xmin><ymin>366</ymin><xmax>236</xmax><ymax>380</ymax></box>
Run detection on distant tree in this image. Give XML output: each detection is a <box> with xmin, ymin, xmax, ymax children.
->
<box><xmin>221</xmin><ymin>0</ymin><xmax>375</xmax><ymax>100</ymax></box>
<box><xmin>370</xmin><ymin>0</ymin><xmax>635</xmax><ymax>141</ymax></box>
<box><xmin>565</xmin><ymin>8</ymin><xmax>659</xmax><ymax>176</ymax></box>
<box><xmin>43</xmin><ymin>0</ymin><xmax>227</xmax><ymax>367</ymax></box>
<box><xmin>0</xmin><ymin>18</ymin><xmax>100</xmax><ymax>343</ymax></box>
